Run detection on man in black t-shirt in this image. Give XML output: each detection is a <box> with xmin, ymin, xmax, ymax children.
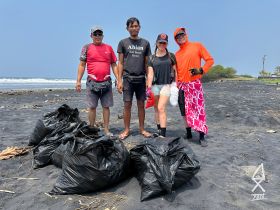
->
<box><xmin>117</xmin><ymin>17</ymin><xmax>152</xmax><ymax>140</ymax></box>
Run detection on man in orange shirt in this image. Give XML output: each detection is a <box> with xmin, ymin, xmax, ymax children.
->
<box><xmin>174</xmin><ymin>27</ymin><xmax>214</xmax><ymax>147</ymax></box>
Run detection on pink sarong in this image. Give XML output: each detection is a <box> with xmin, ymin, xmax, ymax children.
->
<box><xmin>179</xmin><ymin>79</ymin><xmax>208</xmax><ymax>134</ymax></box>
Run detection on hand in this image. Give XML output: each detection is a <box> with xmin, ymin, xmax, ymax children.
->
<box><xmin>189</xmin><ymin>68</ymin><xmax>203</xmax><ymax>76</ymax></box>
<box><xmin>75</xmin><ymin>81</ymin><xmax>82</xmax><ymax>92</ymax></box>
<box><xmin>117</xmin><ymin>80</ymin><xmax>123</xmax><ymax>93</ymax></box>
<box><xmin>146</xmin><ymin>87</ymin><xmax>152</xmax><ymax>97</ymax></box>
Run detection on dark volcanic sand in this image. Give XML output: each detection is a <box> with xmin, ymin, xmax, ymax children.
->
<box><xmin>0</xmin><ymin>81</ymin><xmax>280</xmax><ymax>210</ymax></box>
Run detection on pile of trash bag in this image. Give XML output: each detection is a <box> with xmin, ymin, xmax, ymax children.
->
<box><xmin>30</xmin><ymin>104</ymin><xmax>89</xmax><ymax>169</ymax></box>
<box><xmin>30</xmin><ymin>104</ymin><xmax>130</xmax><ymax>195</ymax></box>
<box><xmin>130</xmin><ymin>137</ymin><xmax>200</xmax><ymax>201</ymax></box>
<box><xmin>50</xmin><ymin>128</ymin><xmax>130</xmax><ymax>195</ymax></box>
<box><xmin>29</xmin><ymin>104</ymin><xmax>201</xmax><ymax>199</ymax></box>
<box><xmin>33</xmin><ymin>121</ymin><xmax>88</xmax><ymax>168</ymax></box>
<box><xmin>50</xmin><ymin>125</ymin><xmax>100</xmax><ymax>168</ymax></box>
<box><xmin>50</xmin><ymin>141</ymin><xmax>69</xmax><ymax>168</ymax></box>
<box><xmin>29</xmin><ymin>104</ymin><xmax>81</xmax><ymax>146</ymax></box>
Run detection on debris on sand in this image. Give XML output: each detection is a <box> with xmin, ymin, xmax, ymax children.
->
<box><xmin>44</xmin><ymin>192</ymin><xmax>58</xmax><ymax>199</ymax></box>
<box><xmin>0</xmin><ymin>146</ymin><xmax>32</xmax><ymax>160</ymax></box>
<box><xmin>2</xmin><ymin>177</ymin><xmax>40</xmax><ymax>181</ymax></box>
<box><xmin>266</xmin><ymin>129</ymin><xmax>277</xmax><ymax>133</ymax></box>
<box><xmin>123</xmin><ymin>141</ymin><xmax>137</xmax><ymax>151</ymax></box>
<box><xmin>0</xmin><ymin>189</ymin><xmax>15</xmax><ymax>194</ymax></box>
<box><xmin>76</xmin><ymin>192</ymin><xmax>127</xmax><ymax>210</ymax></box>
<box><xmin>80</xmin><ymin>108</ymin><xmax>89</xmax><ymax>113</ymax></box>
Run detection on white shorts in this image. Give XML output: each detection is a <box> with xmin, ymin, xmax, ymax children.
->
<box><xmin>151</xmin><ymin>84</ymin><xmax>171</xmax><ymax>96</ymax></box>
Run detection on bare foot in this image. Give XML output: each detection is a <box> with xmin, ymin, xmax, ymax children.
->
<box><xmin>104</xmin><ymin>129</ymin><xmax>113</xmax><ymax>137</ymax></box>
<box><xmin>140</xmin><ymin>130</ymin><xmax>152</xmax><ymax>138</ymax></box>
<box><xmin>119</xmin><ymin>130</ymin><xmax>130</xmax><ymax>140</ymax></box>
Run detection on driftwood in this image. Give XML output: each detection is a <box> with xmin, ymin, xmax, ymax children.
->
<box><xmin>0</xmin><ymin>146</ymin><xmax>32</xmax><ymax>160</ymax></box>
<box><xmin>0</xmin><ymin>190</ymin><xmax>15</xmax><ymax>194</ymax></box>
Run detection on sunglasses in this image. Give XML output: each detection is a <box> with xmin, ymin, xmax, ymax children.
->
<box><xmin>175</xmin><ymin>33</ymin><xmax>185</xmax><ymax>39</ymax></box>
<box><xmin>158</xmin><ymin>42</ymin><xmax>167</xmax><ymax>45</ymax></box>
<box><xmin>92</xmin><ymin>33</ymin><xmax>103</xmax><ymax>37</ymax></box>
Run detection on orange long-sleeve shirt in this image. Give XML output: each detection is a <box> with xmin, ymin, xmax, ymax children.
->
<box><xmin>174</xmin><ymin>28</ymin><xmax>214</xmax><ymax>82</ymax></box>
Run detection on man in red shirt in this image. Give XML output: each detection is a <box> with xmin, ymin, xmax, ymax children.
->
<box><xmin>75</xmin><ymin>26</ymin><xmax>118</xmax><ymax>136</ymax></box>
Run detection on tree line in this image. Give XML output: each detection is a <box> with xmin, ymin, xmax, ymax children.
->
<box><xmin>259</xmin><ymin>66</ymin><xmax>280</xmax><ymax>77</ymax></box>
<box><xmin>201</xmin><ymin>65</ymin><xmax>239</xmax><ymax>82</ymax></box>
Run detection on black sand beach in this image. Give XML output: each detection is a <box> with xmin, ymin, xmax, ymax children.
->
<box><xmin>0</xmin><ymin>81</ymin><xmax>280</xmax><ymax>210</ymax></box>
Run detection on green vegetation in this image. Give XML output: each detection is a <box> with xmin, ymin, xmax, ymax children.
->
<box><xmin>239</xmin><ymin>74</ymin><xmax>254</xmax><ymax>78</ymax></box>
<box><xmin>258</xmin><ymin>78</ymin><xmax>280</xmax><ymax>84</ymax></box>
<box><xmin>200</xmin><ymin>64</ymin><xmax>280</xmax><ymax>84</ymax></box>
<box><xmin>274</xmin><ymin>66</ymin><xmax>280</xmax><ymax>75</ymax></box>
<box><xmin>257</xmin><ymin>65</ymin><xmax>280</xmax><ymax>84</ymax></box>
<box><xmin>259</xmin><ymin>65</ymin><xmax>280</xmax><ymax>77</ymax></box>
<box><xmin>202</xmin><ymin>65</ymin><xmax>237</xmax><ymax>82</ymax></box>
<box><xmin>259</xmin><ymin>70</ymin><xmax>271</xmax><ymax>77</ymax></box>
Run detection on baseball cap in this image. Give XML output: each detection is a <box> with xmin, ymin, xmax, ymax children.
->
<box><xmin>156</xmin><ymin>33</ymin><xmax>168</xmax><ymax>43</ymax></box>
<box><xmin>175</xmin><ymin>28</ymin><xmax>186</xmax><ymax>37</ymax></box>
<box><xmin>91</xmin><ymin>26</ymin><xmax>103</xmax><ymax>34</ymax></box>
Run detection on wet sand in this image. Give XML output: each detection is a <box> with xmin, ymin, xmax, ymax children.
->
<box><xmin>0</xmin><ymin>81</ymin><xmax>280</xmax><ymax>210</ymax></box>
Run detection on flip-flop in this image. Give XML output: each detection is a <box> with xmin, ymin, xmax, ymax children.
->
<box><xmin>105</xmin><ymin>132</ymin><xmax>114</xmax><ymax>137</ymax></box>
<box><xmin>118</xmin><ymin>132</ymin><xmax>130</xmax><ymax>140</ymax></box>
<box><xmin>140</xmin><ymin>130</ymin><xmax>152</xmax><ymax>138</ymax></box>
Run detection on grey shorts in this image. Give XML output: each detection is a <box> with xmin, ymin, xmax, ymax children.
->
<box><xmin>123</xmin><ymin>77</ymin><xmax>146</xmax><ymax>102</ymax></box>
<box><xmin>86</xmin><ymin>85</ymin><xmax>113</xmax><ymax>108</ymax></box>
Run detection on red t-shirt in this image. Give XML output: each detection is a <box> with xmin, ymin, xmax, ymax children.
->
<box><xmin>80</xmin><ymin>43</ymin><xmax>117</xmax><ymax>81</ymax></box>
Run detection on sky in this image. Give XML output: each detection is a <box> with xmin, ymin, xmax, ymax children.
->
<box><xmin>0</xmin><ymin>0</ymin><xmax>279</xmax><ymax>79</ymax></box>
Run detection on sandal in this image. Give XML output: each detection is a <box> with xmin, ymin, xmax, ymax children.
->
<box><xmin>140</xmin><ymin>130</ymin><xmax>152</xmax><ymax>138</ymax></box>
<box><xmin>119</xmin><ymin>131</ymin><xmax>130</xmax><ymax>140</ymax></box>
<box><xmin>105</xmin><ymin>132</ymin><xmax>114</xmax><ymax>137</ymax></box>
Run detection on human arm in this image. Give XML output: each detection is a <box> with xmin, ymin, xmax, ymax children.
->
<box><xmin>145</xmin><ymin>55</ymin><xmax>150</xmax><ymax>74</ymax></box>
<box><xmin>200</xmin><ymin>43</ymin><xmax>214</xmax><ymax>73</ymax></box>
<box><xmin>169</xmin><ymin>53</ymin><xmax>178</xmax><ymax>83</ymax></box>
<box><xmin>111</xmin><ymin>62</ymin><xmax>118</xmax><ymax>83</ymax></box>
<box><xmin>145</xmin><ymin>42</ymin><xmax>152</xmax><ymax>73</ymax></box>
<box><xmin>117</xmin><ymin>53</ymin><xmax>124</xmax><ymax>93</ymax></box>
<box><xmin>146</xmin><ymin>66</ymin><xmax>154</xmax><ymax>89</ymax></box>
<box><xmin>173</xmin><ymin>64</ymin><xmax>178</xmax><ymax>83</ymax></box>
<box><xmin>189</xmin><ymin>44</ymin><xmax>214</xmax><ymax>76</ymax></box>
<box><xmin>75</xmin><ymin>61</ymin><xmax>86</xmax><ymax>92</ymax></box>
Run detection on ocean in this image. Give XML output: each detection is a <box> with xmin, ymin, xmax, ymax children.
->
<box><xmin>0</xmin><ymin>78</ymin><xmax>87</xmax><ymax>91</ymax></box>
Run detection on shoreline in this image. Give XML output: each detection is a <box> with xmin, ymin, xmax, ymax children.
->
<box><xmin>0</xmin><ymin>79</ymin><xmax>267</xmax><ymax>93</ymax></box>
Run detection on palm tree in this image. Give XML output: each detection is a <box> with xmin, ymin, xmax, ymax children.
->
<box><xmin>259</xmin><ymin>70</ymin><xmax>271</xmax><ymax>77</ymax></box>
<box><xmin>274</xmin><ymin>66</ymin><xmax>280</xmax><ymax>76</ymax></box>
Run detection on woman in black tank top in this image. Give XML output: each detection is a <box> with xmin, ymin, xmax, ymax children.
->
<box><xmin>146</xmin><ymin>33</ymin><xmax>177</xmax><ymax>137</ymax></box>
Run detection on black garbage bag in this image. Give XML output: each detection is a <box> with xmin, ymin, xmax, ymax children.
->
<box><xmin>29</xmin><ymin>119</ymin><xmax>50</xmax><ymax>146</ymax></box>
<box><xmin>130</xmin><ymin>137</ymin><xmax>200</xmax><ymax>201</ymax></box>
<box><xmin>49</xmin><ymin>132</ymin><xmax>130</xmax><ymax>195</ymax></box>
<box><xmin>51</xmin><ymin>125</ymin><xmax>100</xmax><ymax>168</ymax></box>
<box><xmin>29</xmin><ymin>104</ymin><xmax>81</xmax><ymax>146</ymax></box>
<box><xmin>51</xmin><ymin>141</ymin><xmax>69</xmax><ymax>168</ymax></box>
<box><xmin>33</xmin><ymin>121</ymin><xmax>87</xmax><ymax>169</ymax></box>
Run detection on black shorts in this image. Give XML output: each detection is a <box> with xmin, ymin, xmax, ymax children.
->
<box><xmin>178</xmin><ymin>89</ymin><xmax>186</xmax><ymax>116</ymax></box>
<box><xmin>123</xmin><ymin>77</ymin><xmax>146</xmax><ymax>102</ymax></box>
